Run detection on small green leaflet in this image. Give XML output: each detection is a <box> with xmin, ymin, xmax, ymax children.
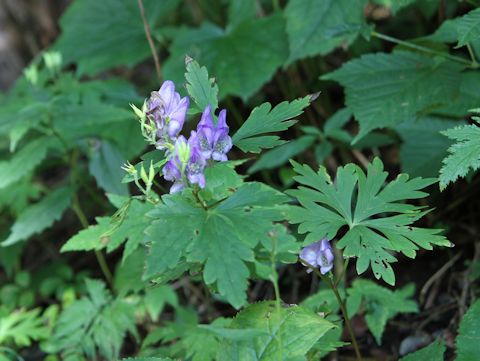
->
<box><xmin>145</xmin><ymin>183</ymin><xmax>289</xmax><ymax>308</ymax></box>
<box><xmin>439</xmin><ymin>124</ymin><xmax>480</xmax><ymax>190</ymax></box>
<box><xmin>456</xmin><ymin>299</ymin><xmax>480</xmax><ymax>361</ymax></box>
<box><xmin>216</xmin><ymin>302</ymin><xmax>334</xmax><ymax>361</ymax></box>
<box><xmin>0</xmin><ymin>308</ymin><xmax>48</xmax><ymax>347</ymax></box>
<box><xmin>233</xmin><ymin>96</ymin><xmax>311</xmax><ymax>153</ymax></box>
<box><xmin>61</xmin><ymin>217</ymin><xmax>110</xmax><ymax>252</ymax></box>
<box><xmin>322</xmin><ymin>51</ymin><xmax>463</xmax><ymax>141</ymax></box>
<box><xmin>185</xmin><ymin>58</ymin><xmax>219</xmax><ymax>113</ymax></box>
<box><xmin>284</xmin><ymin>0</ymin><xmax>367</xmax><ymax>64</ymax></box>
<box><xmin>347</xmin><ymin>280</ymin><xmax>418</xmax><ymax>344</ymax></box>
<box><xmin>287</xmin><ymin>158</ymin><xmax>451</xmax><ymax>285</ymax></box>
<box><xmin>2</xmin><ymin>186</ymin><xmax>72</xmax><ymax>246</ymax></box>
<box><xmin>400</xmin><ymin>339</ymin><xmax>445</xmax><ymax>361</ymax></box>
<box><xmin>455</xmin><ymin>8</ymin><xmax>480</xmax><ymax>48</ymax></box>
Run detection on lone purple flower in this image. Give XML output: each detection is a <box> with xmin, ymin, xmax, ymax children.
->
<box><xmin>299</xmin><ymin>238</ymin><xmax>334</xmax><ymax>274</ymax></box>
<box><xmin>197</xmin><ymin>105</ymin><xmax>232</xmax><ymax>161</ymax></box>
<box><xmin>146</xmin><ymin>80</ymin><xmax>189</xmax><ymax>145</ymax></box>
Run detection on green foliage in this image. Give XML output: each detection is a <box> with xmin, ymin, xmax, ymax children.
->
<box><xmin>216</xmin><ymin>302</ymin><xmax>334</xmax><ymax>360</ymax></box>
<box><xmin>322</xmin><ymin>51</ymin><xmax>463</xmax><ymax>141</ymax></box>
<box><xmin>284</xmin><ymin>0</ymin><xmax>367</xmax><ymax>64</ymax></box>
<box><xmin>185</xmin><ymin>58</ymin><xmax>219</xmax><ymax>113</ymax></box>
<box><xmin>347</xmin><ymin>280</ymin><xmax>418</xmax><ymax>344</ymax></box>
<box><xmin>456</xmin><ymin>299</ymin><xmax>480</xmax><ymax>361</ymax></box>
<box><xmin>454</xmin><ymin>8</ymin><xmax>480</xmax><ymax>48</ymax></box>
<box><xmin>2</xmin><ymin>186</ymin><xmax>72</xmax><ymax>246</ymax></box>
<box><xmin>44</xmin><ymin>279</ymin><xmax>136</xmax><ymax>360</ymax></box>
<box><xmin>288</xmin><ymin>158</ymin><xmax>451</xmax><ymax>285</ymax></box>
<box><xmin>439</xmin><ymin>124</ymin><xmax>480</xmax><ymax>190</ymax></box>
<box><xmin>54</xmin><ymin>0</ymin><xmax>180</xmax><ymax>75</ymax></box>
<box><xmin>233</xmin><ymin>96</ymin><xmax>311</xmax><ymax>153</ymax></box>
<box><xmin>0</xmin><ymin>308</ymin><xmax>49</xmax><ymax>347</ymax></box>
<box><xmin>400</xmin><ymin>339</ymin><xmax>446</xmax><ymax>361</ymax></box>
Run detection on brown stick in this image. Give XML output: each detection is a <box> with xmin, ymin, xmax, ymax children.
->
<box><xmin>137</xmin><ymin>0</ymin><xmax>162</xmax><ymax>83</ymax></box>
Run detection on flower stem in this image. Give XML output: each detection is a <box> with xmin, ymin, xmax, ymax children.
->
<box><xmin>371</xmin><ymin>30</ymin><xmax>477</xmax><ymax>68</ymax></box>
<box><xmin>301</xmin><ymin>260</ymin><xmax>362</xmax><ymax>361</ymax></box>
<box><xmin>137</xmin><ymin>0</ymin><xmax>162</xmax><ymax>82</ymax></box>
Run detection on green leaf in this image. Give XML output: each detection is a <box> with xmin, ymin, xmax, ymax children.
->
<box><xmin>54</xmin><ymin>0</ymin><xmax>180</xmax><ymax>75</ymax></box>
<box><xmin>89</xmin><ymin>140</ymin><xmax>129</xmax><ymax>196</ymax></box>
<box><xmin>456</xmin><ymin>299</ymin><xmax>480</xmax><ymax>361</ymax></box>
<box><xmin>248</xmin><ymin>135</ymin><xmax>316</xmax><ymax>173</ymax></box>
<box><xmin>185</xmin><ymin>58</ymin><xmax>219</xmax><ymax>113</ymax></box>
<box><xmin>217</xmin><ymin>302</ymin><xmax>335</xmax><ymax>361</ymax></box>
<box><xmin>439</xmin><ymin>124</ymin><xmax>480</xmax><ymax>190</ymax></box>
<box><xmin>122</xmin><ymin>358</ymin><xmax>173</xmax><ymax>361</ymax></box>
<box><xmin>2</xmin><ymin>186</ymin><xmax>72</xmax><ymax>246</ymax></box>
<box><xmin>228</xmin><ymin>0</ymin><xmax>256</xmax><ymax>29</ymax></box>
<box><xmin>0</xmin><ymin>308</ymin><xmax>48</xmax><ymax>347</ymax></box>
<box><xmin>287</xmin><ymin>158</ymin><xmax>451</xmax><ymax>285</ymax></box>
<box><xmin>347</xmin><ymin>280</ymin><xmax>418</xmax><ymax>344</ymax></box>
<box><xmin>164</xmin><ymin>14</ymin><xmax>288</xmax><ymax>100</ymax></box>
<box><xmin>60</xmin><ymin>217</ymin><xmax>111</xmax><ymax>252</ymax></box>
<box><xmin>0</xmin><ymin>137</ymin><xmax>54</xmax><ymax>189</ymax></box>
<box><xmin>396</xmin><ymin>117</ymin><xmax>461</xmax><ymax>178</ymax></box>
<box><xmin>372</xmin><ymin>0</ymin><xmax>418</xmax><ymax>14</ymax></box>
<box><xmin>455</xmin><ymin>8</ymin><xmax>480</xmax><ymax>48</ymax></box>
<box><xmin>284</xmin><ymin>0</ymin><xmax>367</xmax><ymax>64</ymax></box>
<box><xmin>233</xmin><ymin>96</ymin><xmax>311</xmax><ymax>153</ymax></box>
<box><xmin>400</xmin><ymin>339</ymin><xmax>445</xmax><ymax>361</ymax></box>
<box><xmin>146</xmin><ymin>183</ymin><xmax>289</xmax><ymax>308</ymax></box>
<box><xmin>322</xmin><ymin>51</ymin><xmax>463</xmax><ymax>141</ymax></box>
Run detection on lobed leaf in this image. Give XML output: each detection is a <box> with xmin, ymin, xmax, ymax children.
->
<box><xmin>185</xmin><ymin>58</ymin><xmax>219</xmax><ymax>113</ymax></box>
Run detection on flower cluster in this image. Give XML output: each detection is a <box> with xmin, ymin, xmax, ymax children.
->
<box><xmin>299</xmin><ymin>238</ymin><xmax>334</xmax><ymax>274</ymax></box>
<box><xmin>137</xmin><ymin>80</ymin><xmax>232</xmax><ymax>193</ymax></box>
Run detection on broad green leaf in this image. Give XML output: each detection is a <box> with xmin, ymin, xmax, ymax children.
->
<box><xmin>439</xmin><ymin>124</ymin><xmax>480</xmax><ymax>190</ymax></box>
<box><xmin>217</xmin><ymin>302</ymin><xmax>335</xmax><ymax>361</ymax></box>
<box><xmin>2</xmin><ymin>186</ymin><xmax>72</xmax><ymax>246</ymax></box>
<box><xmin>347</xmin><ymin>280</ymin><xmax>418</xmax><ymax>344</ymax></box>
<box><xmin>164</xmin><ymin>14</ymin><xmax>288</xmax><ymax>100</ymax></box>
<box><xmin>145</xmin><ymin>183</ymin><xmax>289</xmax><ymax>308</ymax></box>
<box><xmin>233</xmin><ymin>96</ymin><xmax>311</xmax><ymax>153</ymax></box>
<box><xmin>322</xmin><ymin>51</ymin><xmax>463</xmax><ymax>141</ymax></box>
<box><xmin>0</xmin><ymin>309</ymin><xmax>48</xmax><ymax>347</ymax></box>
<box><xmin>228</xmin><ymin>0</ymin><xmax>256</xmax><ymax>29</ymax></box>
<box><xmin>456</xmin><ymin>299</ymin><xmax>480</xmax><ymax>361</ymax></box>
<box><xmin>88</xmin><ymin>141</ymin><xmax>129</xmax><ymax>196</ymax></box>
<box><xmin>185</xmin><ymin>58</ymin><xmax>218</xmax><ymax>113</ymax></box>
<box><xmin>400</xmin><ymin>339</ymin><xmax>445</xmax><ymax>361</ymax></box>
<box><xmin>60</xmin><ymin>217</ymin><xmax>111</xmax><ymax>252</ymax></box>
<box><xmin>372</xmin><ymin>0</ymin><xmax>417</xmax><ymax>14</ymax></box>
<box><xmin>54</xmin><ymin>0</ymin><xmax>180</xmax><ymax>75</ymax></box>
<box><xmin>0</xmin><ymin>137</ymin><xmax>54</xmax><ymax>189</ymax></box>
<box><xmin>287</xmin><ymin>158</ymin><xmax>451</xmax><ymax>285</ymax></box>
<box><xmin>396</xmin><ymin>117</ymin><xmax>461</xmax><ymax>178</ymax></box>
<box><xmin>248</xmin><ymin>135</ymin><xmax>315</xmax><ymax>173</ymax></box>
<box><xmin>0</xmin><ymin>175</ymin><xmax>41</xmax><ymax>216</ymax></box>
<box><xmin>284</xmin><ymin>0</ymin><xmax>367</xmax><ymax>64</ymax></box>
<box><xmin>122</xmin><ymin>358</ymin><xmax>173</xmax><ymax>361</ymax></box>
<box><xmin>436</xmin><ymin>72</ymin><xmax>480</xmax><ymax>117</ymax></box>
<box><xmin>455</xmin><ymin>8</ymin><xmax>480</xmax><ymax>48</ymax></box>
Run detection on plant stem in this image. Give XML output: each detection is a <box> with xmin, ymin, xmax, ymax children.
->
<box><xmin>137</xmin><ymin>0</ymin><xmax>162</xmax><ymax>82</ymax></box>
<box><xmin>301</xmin><ymin>260</ymin><xmax>362</xmax><ymax>361</ymax></box>
<box><xmin>193</xmin><ymin>188</ymin><xmax>207</xmax><ymax>210</ymax></box>
<box><xmin>466</xmin><ymin>43</ymin><xmax>478</xmax><ymax>67</ymax></box>
<box><xmin>269</xmin><ymin>234</ymin><xmax>283</xmax><ymax>360</ymax></box>
<box><xmin>334</xmin><ymin>257</ymin><xmax>350</xmax><ymax>288</ymax></box>
<box><xmin>371</xmin><ymin>31</ymin><xmax>477</xmax><ymax>68</ymax></box>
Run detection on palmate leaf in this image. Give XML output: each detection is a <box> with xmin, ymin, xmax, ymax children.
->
<box><xmin>284</xmin><ymin>0</ymin><xmax>367</xmax><ymax>64</ymax></box>
<box><xmin>456</xmin><ymin>299</ymin><xmax>480</xmax><ymax>361</ymax></box>
<box><xmin>232</xmin><ymin>96</ymin><xmax>311</xmax><ymax>153</ymax></box>
<box><xmin>322</xmin><ymin>51</ymin><xmax>463</xmax><ymax>141</ymax></box>
<box><xmin>216</xmin><ymin>302</ymin><xmax>334</xmax><ymax>361</ymax></box>
<box><xmin>439</xmin><ymin>124</ymin><xmax>480</xmax><ymax>190</ymax></box>
<box><xmin>145</xmin><ymin>183</ymin><xmax>289</xmax><ymax>308</ymax></box>
<box><xmin>287</xmin><ymin>158</ymin><xmax>451</xmax><ymax>285</ymax></box>
<box><xmin>185</xmin><ymin>58</ymin><xmax>218</xmax><ymax>113</ymax></box>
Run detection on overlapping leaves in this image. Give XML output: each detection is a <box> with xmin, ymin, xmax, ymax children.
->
<box><xmin>288</xmin><ymin>158</ymin><xmax>451</xmax><ymax>285</ymax></box>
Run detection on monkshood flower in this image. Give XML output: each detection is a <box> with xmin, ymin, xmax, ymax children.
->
<box><xmin>197</xmin><ymin>105</ymin><xmax>233</xmax><ymax>161</ymax></box>
<box><xmin>146</xmin><ymin>80</ymin><xmax>189</xmax><ymax>147</ymax></box>
<box><xmin>299</xmin><ymin>238</ymin><xmax>334</xmax><ymax>274</ymax></box>
<box><xmin>162</xmin><ymin>132</ymin><xmax>206</xmax><ymax>193</ymax></box>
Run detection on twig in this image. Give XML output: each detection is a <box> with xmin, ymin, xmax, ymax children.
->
<box><xmin>137</xmin><ymin>0</ymin><xmax>162</xmax><ymax>83</ymax></box>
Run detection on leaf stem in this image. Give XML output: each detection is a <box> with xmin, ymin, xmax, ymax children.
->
<box><xmin>137</xmin><ymin>0</ymin><xmax>162</xmax><ymax>82</ymax></box>
<box><xmin>301</xmin><ymin>260</ymin><xmax>362</xmax><ymax>361</ymax></box>
<box><xmin>466</xmin><ymin>43</ymin><xmax>478</xmax><ymax>67</ymax></box>
<box><xmin>371</xmin><ymin>30</ymin><xmax>477</xmax><ymax>68</ymax></box>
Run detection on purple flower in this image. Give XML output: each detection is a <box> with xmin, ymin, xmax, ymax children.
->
<box><xmin>299</xmin><ymin>238</ymin><xmax>334</xmax><ymax>274</ymax></box>
<box><xmin>197</xmin><ymin>106</ymin><xmax>232</xmax><ymax>162</ymax></box>
<box><xmin>162</xmin><ymin>132</ymin><xmax>206</xmax><ymax>193</ymax></box>
<box><xmin>146</xmin><ymin>80</ymin><xmax>189</xmax><ymax>145</ymax></box>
